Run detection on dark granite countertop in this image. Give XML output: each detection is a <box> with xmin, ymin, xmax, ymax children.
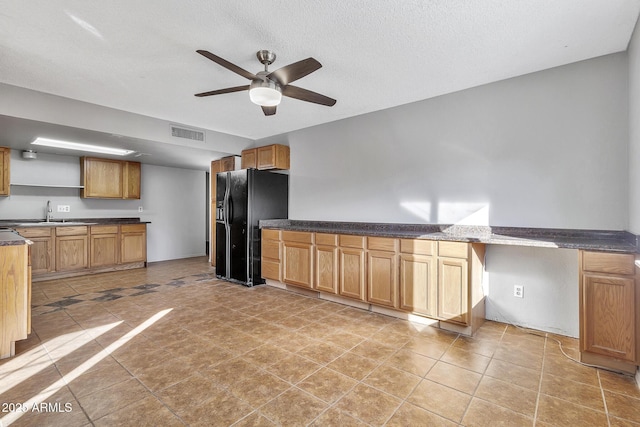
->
<box><xmin>0</xmin><ymin>230</ymin><xmax>29</xmax><ymax>246</ymax></box>
<box><xmin>0</xmin><ymin>218</ymin><xmax>150</xmax><ymax>228</ymax></box>
<box><xmin>260</xmin><ymin>220</ymin><xmax>639</xmax><ymax>254</ymax></box>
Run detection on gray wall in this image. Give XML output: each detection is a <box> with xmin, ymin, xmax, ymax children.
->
<box><xmin>1</xmin><ymin>150</ymin><xmax>206</xmax><ymax>262</ymax></box>
<box><xmin>630</xmin><ymin>18</ymin><xmax>640</xmax><ymax>235</ymax></box>
<box><xmin>257</xmin><ymin>53</ymin><xmax>630</xmax><ymax>337</ymax></box>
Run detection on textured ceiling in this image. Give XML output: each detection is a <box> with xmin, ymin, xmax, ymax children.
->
<box><xmin>1</xmin><ymin>0</ymin><xmax>639</xmax><ymax>142</ymax></box>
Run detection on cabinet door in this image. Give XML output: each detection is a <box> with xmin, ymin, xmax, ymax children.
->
<box><xmin>339</xmin><ymin>248</ymin><xmax>366</xmax><ymax>301</ymax></box>
<box><xmin>56</xmin><ymin>235</ymin><xmax>88</xmax><ymax>271</ymax></box>
<box><xmin>82</xmin><ymin>157</ymin><xmax>123</xmax><ymax>198</ymax></box>
<box><xmin>121</xmin><ymin>228</ymin><xmax>147</xmax><ymax>263</ymax></box>
<box><xmin>220</xmin><ymin>156</ymin><xmax>235</xmax><ymax>171</ymax></box>
<box><xmin>0</xmin><ymin>146</ymin><xmax>9</xmax><ymax>196</ymax></box>
<box><xmin>90</xmin><ymin>234</ymin><xmax>119</xmax><ymax>267</ymax></box>
<box><xmin>367</xmin><ymin>251</ymin><xmax>398</xmax><ymax>308</ymax></box>
<box><xmin>316</xmin><ymin>245</ymin><xmax>338</xmax><ymax>294</ymax></box>
<box><xmin>123</xmin><ymin>161</ymin><xmax>141</xmax><ymax>199</ymax></box>
<box><xmin>582</xmin><ymin>274</ymin><xmax>635</xmax><ymax>362</ymax></box>
<box><xmin>257</xmin><ymin>144</ymin><xmax>290</xmax><ymax>170</ymax></box>
<box><xmin>400</xmin><ymin>254</ymin><xmax>437</xmax><ymax>316</ymax></box>
<box><xmin>29</xmin><ymin>237</ymin><xmax>55</xmax><ymax>274</ymax></box>
<box><xmin>437</xmin><ymin>257</ymin><xmax>469</xmax><ymax>324</ymax></box>
<box><xmin>283</xmin><ymin>241</ymin><xmax>313</xmax><ymax>288</ymax></box>
<box><xmin>241</xmin><ymin>149</ymin><xmax>257</xmax><ymax>169</ymax></box>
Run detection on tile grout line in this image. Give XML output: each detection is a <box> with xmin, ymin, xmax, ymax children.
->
<box><xmin>597</xmin><ymin>370</ymin><xmax>612</xmax><ymax>427</ymax></box>
<box><xmin>532</xmin><ymin>334</ymin><xmax>548</xmax><ymax>426</ymax></box>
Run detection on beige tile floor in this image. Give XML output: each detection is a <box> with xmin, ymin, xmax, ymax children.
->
<box><xmin>1</xmin><ymin>257</ymin><xmax>639</xmax><ymax>426</ymax></box>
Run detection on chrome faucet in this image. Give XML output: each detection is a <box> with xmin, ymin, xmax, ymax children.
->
<box><xmin>46</xmin><ymin>200</ymin><xmax>53</xmax><ymax>222</ymax></box>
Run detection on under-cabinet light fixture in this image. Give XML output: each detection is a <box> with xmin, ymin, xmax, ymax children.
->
<box><xmin>31</xmin><ymin>137</ymin><xmax>135</xmax><ymax>156</ymax></box>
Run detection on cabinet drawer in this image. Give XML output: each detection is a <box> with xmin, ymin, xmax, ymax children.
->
<box><xmin>367</xmin><ymin>237</ymin><xmax>398</xmax><ymax>252</ymax></box>
<box><xmin>339</xmin><ymin>235</ymin><xmax>366</xmax><ymax>249</ymax></box>
<box><xmin>262</xmin><ymin>239</ymin><xmax>281</xmax><ymax>260</ymax></box>
<box><xmin>56</xmin><ymin>226</ymin><xmax>88</xmax><ymax>236</ymax></box>
<box><xmin>282</xmin><ymin>231</ymin><xmax>313</xmax><ymax>244</ymax></box>
<box><xmin>121</xmin><ymin>224</ymin><xmax>146</xmax><ymax>233</ymax></box>
<box><xmin>315</xmin><ymin>233</ymin><xmax>338</xmax><ymax>246</ymax></box>
<box><xmin>438</xmin><ymin>241</ymin><xmax>468</xmax><ymax>259</ymax></box>
<box><xmin>582</xmin><ymin>251</ymin><xmax>635</xmax><ymax>275</ymax></box>
<box><xmin>262</xmin><ymin>260</ymin><xmax>281</xmax><ymax>281</ymax></box>
<box><xmin>15</xmin><ymin>227</ymin><xmax>53</xmax><ymax>238</ymax></box>
<box><xmin>400</xmin><ymin>239</ymin><xmax>435</xmax><ymax>255</ymax></box>
<box><xmin>90</xmin><ymin>225</ymin><xmax>119</xmax><ymax>234</ymax></box>
<box><xmin>262</xmin><ymin>229</ymin><xmax>281</xmax><ymax>241</ymax></box>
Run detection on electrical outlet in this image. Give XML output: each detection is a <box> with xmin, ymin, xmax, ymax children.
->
<box><xmin>138</xmin><ymin>206</ymin><xmax>143</xmax><ymax>212</ymax></box>
<box><xmin>57</xmin><ymin>205</ymin><xmax>71</xmax><ymax>213</ymax></box>
<box><xmin>514</xmin><ymin>285</ymin><xmax>524</xmax><ymax>298</ymax></box>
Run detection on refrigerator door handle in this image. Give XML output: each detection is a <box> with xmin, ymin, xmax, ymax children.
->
<box><xmin>227</xmin><ymin>195</ymin><xmax>234</xmax><ymax>225</ymax></box>
<box><xmin>223</xmin><ymin>183</ymin><xmax>230</xmax><ymax>225</ymax></box>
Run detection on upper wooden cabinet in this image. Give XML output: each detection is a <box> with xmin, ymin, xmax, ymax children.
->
<box><xmin>80</xmin><ymin>157</ymin><xmax>141</xmax><ymax>199</ymax></box>
<box><xmin>123</xmin><ymin>161</ymin><xmax>141</xmax><ymax>199</ymax></box>
<box><xmin>241</xmin><ymin>144</ymin><xmax>290</xmax><ymax>170</ymax></box>
<box><xmin>0</xmin><ymin>146</ymin><xmax>10</xmax><ymax>196</ymax></box>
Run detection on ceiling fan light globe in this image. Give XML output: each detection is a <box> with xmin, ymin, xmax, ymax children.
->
<box><xmin>249</xmin><ymin>78</ymin><xmax>282</xmax><ymax>106</ymax></box>
<box><xmin>249</xmin><ymin>87</ymin><xmax>282</xmax><ymax>107</ymax></box>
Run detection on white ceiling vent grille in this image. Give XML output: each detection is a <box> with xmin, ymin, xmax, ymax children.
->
<box><xmin>170</xmin><ymin>125</ymin><xmax>205</xmax><ymax>142</ymax></box>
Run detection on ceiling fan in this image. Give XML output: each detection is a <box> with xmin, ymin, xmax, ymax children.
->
<box><xmin>194</xmin><ymin>50</ymin><xmax>336</xmax><ymax>116</ymax></box>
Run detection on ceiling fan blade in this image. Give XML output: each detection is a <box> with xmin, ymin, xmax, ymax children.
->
<box><xmin>196</xmin><ymin>50</ymin><xmax>259</xmax><ymax>81</ymax></box>
<box><xmin>282</xmin><ymin>85</ymin><xmax>336</xmax><ymax>107</ymax></box>
<box><xmin>267</xmin><ymin>58</ymin><xmax>322</xmax><ymax>86</ymax></box>
<box><xmin>261</xmin><ymin>106</ymin><xmax>277</xmax><ymax>116</ymax></box>
<box><xmin>194</xmin><ymin>85</ymin><xmax>249</xmax><ymax>97</ymax></box>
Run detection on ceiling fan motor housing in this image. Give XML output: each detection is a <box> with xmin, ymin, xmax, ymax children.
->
<box><xmin>256</xmin><ymin>50</ymin><xmax>276</xmax><ymax>66</ymax></box>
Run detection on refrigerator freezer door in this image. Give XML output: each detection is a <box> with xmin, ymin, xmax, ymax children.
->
<box><xmin>215</xmin><ymin>172</ymin><xmax>228</xmax><ymax>278</ymax></box>
<box><xmin>228</xmin><ymin>170</ymin><xmax>249</xmax><ymax>283</ymax></box>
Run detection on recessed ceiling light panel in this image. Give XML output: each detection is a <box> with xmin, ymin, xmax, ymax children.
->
<box><xmin>31</xmin><ymin>137</ymin><xmax>134</xmax><ymax>156</ymax></box>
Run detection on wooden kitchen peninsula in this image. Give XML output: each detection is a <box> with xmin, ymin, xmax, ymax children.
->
<box><xmin>261</xmin><ymin>220</ymin><xmax>640</xmax><ymax>374</ymax></box>
<box><xmin>0</xmin><ymin>230</ymin><xmax>30</xmax><ymax>359</ymax></box>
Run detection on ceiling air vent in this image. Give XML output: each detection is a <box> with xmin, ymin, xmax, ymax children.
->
<box><xmin>170</xmin><ymin>125</ymin><xmax>205</xmax><ymax>142</ymax></box>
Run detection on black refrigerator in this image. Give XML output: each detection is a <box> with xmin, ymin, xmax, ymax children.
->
<box><xmin>215</xmin><ymin>169</ymin><xmax>288</xmax><ymax>286</ymax></box>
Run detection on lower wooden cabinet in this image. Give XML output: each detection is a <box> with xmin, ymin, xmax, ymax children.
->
<box><xmin>315</xmin><ymin>233</ymin><xmax>339</xmax><ymax>294</ymax></box>
<box><xmin>56</xmin><ymin>235</ymin><xmax>88</xmax><ymax>272</ymax></box>
<box><xmin>261</xmin><ymin>229</ymin><xmax>282</xmax><ymax>281</ymax></box>
<box><xmin>437</xmin><ymin>257</ymin><xmax>469</xmax><ymax>324</ymax></box>
<box><xmin>366</xmin><ymin>237</ymin><xmax>398</xmax><ymax>308</ymax></box>
<box><xmin>261</xmin><ymin>228</ymin><xmax>485</xmax><ymax>334</ymax></box>
<box><xmin>339</xmin><ymin>248</ymin><xmax>366</xmax><ymax>301</ymax></box>
<box><xmin>15</xmin><ymin>227</ymin><xmax>54</xmax><ymax>275</ymax></box>
<box><xmin>579</xmin><ymin>250</ymin><xmax>638</xmax><ymax>369</ymax></box>
<box><xmin>282</xmin><ymin>231</ymin><xmax>314</xmax><ymax>289</ymax></box>
<box><xmin>121</xmin><ymin>224</ymin><xmax>147</xmax><ymax>264</ymax></box>
<box><xmin>0</xmin><ymin>243</ymin><xmax>29</xmax><ymax>359</ymax></box>
<box><xmin>16</xmin><ymin>223</ymin><xmax>147</xmax><ymax>280</ymax></box>
<box><xmin>399</xmin><ymin>253</ymin><xmax>437</xmax><ymax>316</ymax></box>
<box><xmin>90</xmin><ymin>226</ymin><xmax>119</xmax><ymax>267</ymax></box>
